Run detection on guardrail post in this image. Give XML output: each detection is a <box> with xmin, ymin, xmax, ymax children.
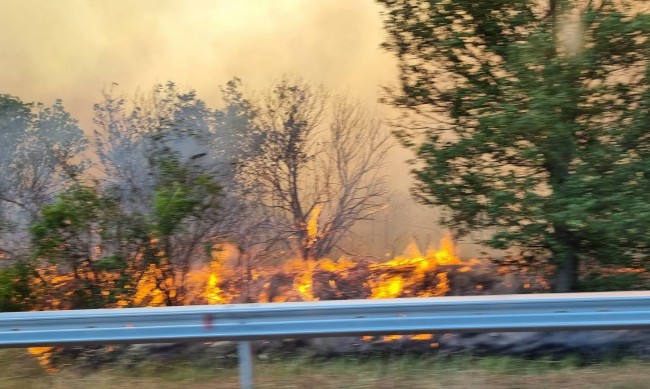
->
<box><xmin>238</xmin><ymin>340</ymin><xmax>254</xmax><ymax>389</ymax></box>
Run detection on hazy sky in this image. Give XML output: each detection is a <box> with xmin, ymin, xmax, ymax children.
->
<box><xmin>0</xmin><ymin>0</ymin><xmax>459</xmax><ymax>254</ymax></box>
<box><xmin>0</xmin><ymin>0</ymin><xmax>397</xmax><ymax>125</ymax></box>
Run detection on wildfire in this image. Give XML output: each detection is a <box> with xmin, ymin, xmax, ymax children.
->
<box><xmin>370</xmin><ymin>275</ymin><xmax>405</xmax><ymax>299</ymax></box>
<box><xmin>431</xmin><ymin>234</ymin><xmax>461</xmax><ymax>265</ymax></box>
<box><xmin>201</xmin><ymin>245</ymin><xmax>237</xmax><ymax>304</ymax></box>
<box><xmin>27</xmin><ymin>233</ymin><xmax>483</xmax><ymax>369</ymax></box>
<box><xmin>30</xmin><ymin>232</ymin><xmax>470</xmax><ymax>309</ymax></box>
<box><xmin>293</xmin><ymin>260</ymin><xmax>317</xmax><ymax>301</ymax></box>
<box><xmin>27</xmin><ymin>347</ymin><xmax>57</xmax><ymax>372</ymax></box>
<box><xmin>132</xmin><ymin>264</ymin><xmax>170</xmax><ymax>307</ymax></box>
<box><xmin>365</xmin><ymin>235</ymin><xmax>458</xmax><ymax>299</ymax></box>
<box><xmin>319</xmin><ymin>257</ymin><xmax>356</xmax><ymax>277</ymax></box>
<box><xmin>306</xmin><ymin>205</ymin><xmax>322</xmax><ymax>244</ymax></box>
<box><xmin>191</xmin><ymin>233</ymin><xmax>465</xmax><ymax>305</ymax></box>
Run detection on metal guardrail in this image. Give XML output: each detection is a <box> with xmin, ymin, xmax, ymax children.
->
<box><xmin>3</xmin><ymin>291</ymin><xmax>650</xmax><ymax>388</ymax></box>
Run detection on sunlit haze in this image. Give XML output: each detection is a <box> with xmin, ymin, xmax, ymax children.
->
<box><xmin>0</xmin><ymin>0</ymin><xmax>395</xmax><ymax>125</ymax></box>
<box><xmin>0</xmin><ymin>0</ymin><xmax>458</xmax><ymax>256</ymax></box>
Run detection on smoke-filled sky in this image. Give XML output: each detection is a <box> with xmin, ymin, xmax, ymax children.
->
<box><xmin>0</xmin><ymin>0</ymin><xmax>460</xmax><ymax>254</ymax></box>
<box><xmin>0</xmin><ymin>0</ymin><xmax>397</xmax><ymax>125</ymax></box>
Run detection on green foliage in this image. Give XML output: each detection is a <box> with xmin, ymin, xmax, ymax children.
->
<box><xmin>0</xmin><ymin>261</ymin><xmax>35</xmax><ymax>312</ymax></box>
<box><xmin>379</xmin><ymin>1</ymin><xmax>650</xmax><ymax>291</ymax></box>
<box><xmin>94</xmin><ymin>255</ymin><xmax>127</xmax><ymax>271</ymax></box>
<box><xmin>154</xmin><ymin>183</ymin><xmax>199</xmax><ymax>236</ymax></box>
<box><xmin>29</xmin><ymin>184</ymin><xmax>125</xmax><ymax>309</ymax></box>
<box><xmin>153</xmin><ymin>157</ymin><xmax>221</xmax><ymax>238</ymax></box>
<box><xmin>578</xmin><ymin>272</ymin><xmax>648</xmax><ymax>292</ymax></box>
<box><xmin>31</xmin><ymin>184</ymin><xmax>110</xmax><ymax>261</ymax></box>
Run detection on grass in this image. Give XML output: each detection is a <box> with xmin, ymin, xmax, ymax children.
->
<box><xmin>2</xmin><ymin>349</ymin><xmax>650</xmax><ymax>389</ymax></box>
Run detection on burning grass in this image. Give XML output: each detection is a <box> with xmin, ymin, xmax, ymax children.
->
<box><xmin>30</xmin><ymin>233</ymin><xmax>543</xmax><ymax>311</ymax></box>
<box><xmin>3</xmin><ymin>348</ymin><xmax>650</xmax><ymax>389</ymax></box>
<box><xmin>21</xmin><ymin>235</ymin><xmax>549</xmax><ymax>366</ymax></box>
<box><xmin>194</xmin><ymin>234</ymin><xmax>544</xmax><ymax>305</ymax></box>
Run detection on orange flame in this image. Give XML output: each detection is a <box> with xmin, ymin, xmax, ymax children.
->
<box><xmin>27</xmin><ymin>347</ymin><xmax>57</xmax><ymax>372</ymax></box>
<box><xmin>362</xmin><ymin>234</ymin><xmax>460</xmax><ymax>342</ymax></box>
<box><xmin>201</xmin><ymin>245</ymin><xmax>237</xmax><ymax>304</ymax></box>
<box><xmin>131</xmin><ymin>233</ymin><xmax>468</xmax><ymax>312</ymax></box>
<box><xmin>366</xmin><ymin>234</ymin><xmax>459</xmax><ymax>299</ymax></box>
<box><xmin>132</xmin><ymin>264</ymin><xmax>168</xmax><ymax>307</ymax></box>
<box><xmin>306</xmin><ymin>205</ymin><xmax>322</xmax><ymax>244</ymax></box>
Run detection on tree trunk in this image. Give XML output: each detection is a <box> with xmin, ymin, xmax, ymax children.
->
<box><xmin>553</xmin><ymin>251</ymin><xmax>579</xmax><ymax>292</ymax></box>
<box><xmin>551</xmin><ymin>223</ymin><xmax>580</xmax><ymax>292</ymax></box>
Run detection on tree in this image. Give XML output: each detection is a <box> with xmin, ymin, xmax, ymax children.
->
<box><xmin>378</xmin><ymin>1</ymin><xmax>650</xmax><ymax>291</ymax></box>
<box><xmin>93</xmin><ymin>83</ymin><xmax>223</xmax><ymax>305</ymax></box>
<box><xmin>213</xmin><ymin>78</ymin><xmax>265</xmax><ymax>183</ymax></box>
<box><xmin>232</xmin><ymin>78</ymin><xmax>392</xmax><ymax>260</ymax></box>
<box><xmin>30</xmin><ymin>183</ymin><xmax>122</xmax><ymax>309</ymax></box>
<box><xmin>0</xmin><ymin>260</ymin><xmax>36</xmax><ymax>312</ymax></box>
<box><xmin>0</xmin><ymin>95</ymin><xmax>87</xmax><ymax>259</ymax></box>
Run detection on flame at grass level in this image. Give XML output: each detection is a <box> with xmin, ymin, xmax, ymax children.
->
<box><xmin>195</xmin><ymin>233</ymin><xmax>464</xmax><ymax>340</ymax></box>
<box><xmin>19</xmin><ymin>228</ymin><xmax>506</xmax><ymax>374</ymax></box>
<box><xmin>201</xmin><ymin>246</ymin><xmax>237</xmax><ymax>305</ymax></box>
<box><xmin>361</xmin><ymin>235</ymin><xmax>459</xmax><ymax>342</ymax></box>
<box><xmin>24</xmin><ymin>234</ymin><xmax>469</xmax><ymax>370</ymax></box>
<box><xmin>195</xmin><ymin>232</ymin><xmax>470</xmax><ymax>304</ymax></box>
<box><xmin>367</xmin><ymin>235</ymin><xmax>459</xmax><ymax>299</ymax></box>
<box><xmin>27</xmin><ymin>347</ymin><xmax>57</xmax><ymax>371</ymax></box>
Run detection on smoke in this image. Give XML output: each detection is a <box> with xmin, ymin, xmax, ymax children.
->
<box><xmin>0</xmin><ymin>0</ymin><xmax>468</xmax><ymax>257</ymax></box>
<box><xmin>0</xmin><ymin>1</ymin><xmax>396</xmax><ymax>124</ymax></box>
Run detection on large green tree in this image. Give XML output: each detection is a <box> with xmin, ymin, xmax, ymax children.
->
<box><xmin>378</xmin><ymin>1</ymin><xmax>650</xmax><ymax>291</ymax></box>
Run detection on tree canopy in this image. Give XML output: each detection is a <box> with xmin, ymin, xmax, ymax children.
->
<box><xmin>378</xmin><ymin>0</ymin><xmax>650</xmax><ymax>291</ymax></box>
<box><xmin>0</xmin><ymin>94</ymin><xmax>87</xmax><ymax>259</ymax></box>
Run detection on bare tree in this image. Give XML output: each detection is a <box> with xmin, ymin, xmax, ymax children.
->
<box><xmin>233</xmin><ymin>78</ymin><xmax>392</xmax><ymax>260</ymax></box>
